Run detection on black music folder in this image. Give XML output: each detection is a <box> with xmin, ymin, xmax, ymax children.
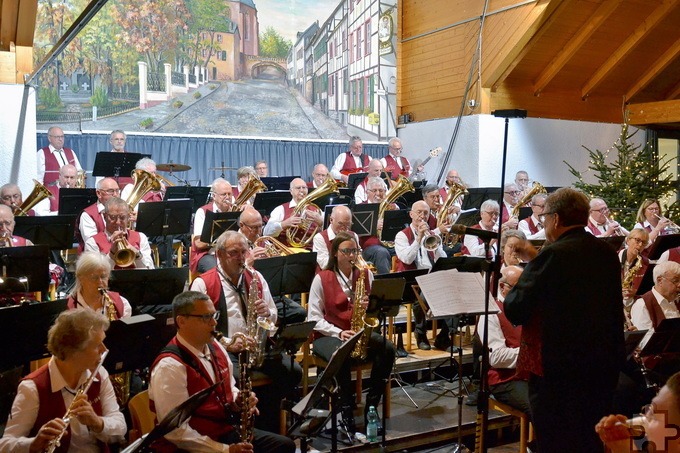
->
<box><xmin>347</xmin><ymin>172</ymin><xmax>368</xmax><ymax>189</ymax></box>
<box><xmin>13</xmin><ymin>215</ymin><xmax>77</xmax><ymax>250</ymax></box>
<box><xmin>260</xmin><ymin>176</ymin><xmax>299</xmax><ymax>191</ymax></box>
<box><xmin>165</xmin><ymin>186</ymin><xmax>211</xmax><ymax>212</ymax></box>
<box><xmin>58</xmin><ymin>188</ymin><xmax>97</xmax><ymax>216</ymax></box>
<box><xmin>199</xmin><ymin>211</ymin><xmax>240</xmax><ymax>244</ymax></box>
<box><xmin>253</xmin><ymin>191</ymin><xmax>291</xmax><ymax>217</ymax></box>
<box><xmin>351</xmin><ymin>203</ymin><xmax>379</xmax><ymax>237</ymax></box>
<box><xmin>92</xmin><ymin>151</ymin><xmax>150</xmax><ymax>178</ymax></box>
<box><xmin>380</xmin><ymin>209</ymin><xmax>410</xmax><ymax>243</ymax></box>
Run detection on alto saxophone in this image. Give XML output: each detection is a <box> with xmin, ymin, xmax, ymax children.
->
<box><xmin>622</xmin><ymin>256</ymin><xmax>643</xmax><ymax>330</ymax></box>
<box><xmin>350</xmin><ymin>257</ymin><xmax>379</xmax><ymax>360</ymax></box>
<box><xmin>99</xmin><ymin>288</ymin><xmax>131</xmax><ymax>406</ymax></box>
<box><xmin>243</xmin><ymin>266</ymin><xmax>276</xmax><ymax>368</ymax></box>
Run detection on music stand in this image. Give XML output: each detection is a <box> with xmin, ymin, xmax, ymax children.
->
<box><xmin>13</xmin><ymin>215</ymin><xmax>77</xmax><ymax>250</ymax></box>
<box><xmin>351</xmin><ymin>203</ymin><xmax>379</xmax><ymax>238</ymax></box>
<box><xmin>646</xmin><ymin>234</ymin><xmax>680</xmax><ymax>260</ymax></box>
<box><xmin>380</xmin><ymin>210</ymin><xmax>410</xmax><ymax>244</ymax></box>
<box><xmin>164</xmin><ymin>186</ymin><xmax>211</xmax><ymax>212</ymax></box>
<box><xmin>253</xmin><ymin>191</ymin><xmax>291</xmax><ymax>217</ymax></box>
<box><xmin>108</xmin><ymin>268</ymin><xmax>189</xmax><ymax>314</ymax></box>
<box><xmin>0</xmin><ymin>299</ymin><xmax>67</xmax><ymax>370</ymax></box>
<box><xmin>599</xmin><ymin>236</ymin><xmax>626</xmax><ymax>252</ymax></box>
<box><xmin>289</xmin><ymin>331</ymin><xmax>364</xmax><ymax>452</ymax></box>
<box><xmin>199</xmin><ymin>211</ymin><xmax>240</xmax><ymax>245</ymax></box>
<box><xmin>57</xmin><ymin>188</ymin><xmax>97</xmax><ymax>216</ymax></box>
<box><xmin>347</xmin><ymin>172</ymin><xmax>368</xmax><ymax>189</ymax></box>
<box><xmin>400</xmin><ymin>184</ymin><xmax>423</xmax><ymax>208</ymax></box>
<box><xmin>136</xmin><ymin>199</ymin><xmax>193</xmax><ymax>268</ymax></box>
<box><xmin>462</xmin><ymin>187</ymin><xmax>502</xmax><ymax>211</ymax></box>
<box><xmin>260</xmin><ymin>176</ymin><xmax>299</xmax><ymax>191</ymax></box>
<box><xmin>455</xmin><ymin>209</ymin><xmax>480</xmax><ymax>227</ymax></box>
<box><xmin>0</xmin><ymin>245</ymin><xmax>50</xmax><ymax>296</ymax></box>
<box><xmin>92</xmin><ymin>151</ymin><xmax>150</xmax><ymax>179</ymax></box>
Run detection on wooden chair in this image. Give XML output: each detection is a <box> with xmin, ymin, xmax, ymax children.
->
<box><xmin>488</xmin><ymin>398</ymin><xmax>533</xmax><ymax>453</ymax></box>
<box><xmin>128</xmin><ymin>390</ymin><xmax>157</xmax><ymax>442</ymax></box>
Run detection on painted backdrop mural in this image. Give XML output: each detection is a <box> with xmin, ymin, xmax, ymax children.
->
<box><xmin>34</xmin><ymin>0</ymin><xmax>398</xmax><ymax>141</ymax></box>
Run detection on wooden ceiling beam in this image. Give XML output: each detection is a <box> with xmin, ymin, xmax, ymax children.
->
<box><xmin>628</xmin><ymin>99</ymin><xmax>680</xmax><ymax>125</ymax></box>
<box><xmin>0</xmin><ymin>0</ymin><xmax>19</xmax><ymax>52</ymax></box>
<box><xmin>626</xmin><ymin>36</ymin><xmax>680</xmax><ymax>101</ymax></box>
<box><xmin>15</xmin><ymin>0</ymin><xmax>38</xmax><ymax>48</ymax></box>
<box><xmin>581</xmin><ymin>0</ymin><xmax>678</xmax><ymax>99</ymax></box>
<box><xmin>665</xmin><ymin>78</ymin><xmax>680</xmax><ymax>100</ymax></box>
<box><xmin>533</xmin><ymin>0</ymin><xmax>621</xmax><ymax>96</ymax></box>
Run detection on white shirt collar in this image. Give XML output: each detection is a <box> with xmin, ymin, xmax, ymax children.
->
<box><xmin>48</xmin><ymin>356</ymin><xmax>96</xmax><ymax>393</ymax></box>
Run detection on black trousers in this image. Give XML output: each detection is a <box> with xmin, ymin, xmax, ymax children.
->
<box><xmin>221</xmin><ymin>428</ymin><xmax>295</xmax><ymax>453</ymax></box>
<box><xmin>489</xmin><ymin>379</ymin><xmax>531</xmax><ymax>419</ymax></box>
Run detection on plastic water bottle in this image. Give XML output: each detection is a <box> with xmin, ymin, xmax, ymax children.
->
<box><xmin>366</xmin><ymin>405</ymin><xmax>379</xmax><ymax>442</ymax></box>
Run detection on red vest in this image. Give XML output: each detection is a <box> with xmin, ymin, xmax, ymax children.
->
<box><xmin>396</xmin><ymin>227</ymin><xmax>436</xmax><ymax>271</ymax></box>
<box><xmin>641</xmin><ymin>290</ymin><xmax>680</xmax><ymax>330</ymax></box>
<box><xmin>77</xmin><ymin>203</ymin><xmax>106</xmax><ymax>252</ymax></box>
<box><xmin>522</xmin><ymin>216</ymin><xmax>540</xmax><ymax>235</ymax></box>
<box><xmin>501</xmin><ymin>203</ymin><xmax>511</xmax><ymax>224</ymax></box>
<box><xmin>67</xmin><ymin>290</ymin><xmax>125</xmax><ymax>319</ymax></box>
<box><xmin>667</xmin><ymin>247</ymin><xmax>680</xmax><ymax>264</ymax></box>
<box><xmin>276</xmin><ymin>202</ymin><xmax>298</xmax><ymax>248</ymax></box>
<box><xmin>40</xmin><ymin>146</ymin><xmax>77</xmax><ymax>187</ymax></box>
<box><xmin>426</xmin><ymin>212</ymin><xmax>437</xmax><ymax>230</ymax></box>
<box><xmin>4</xmin><ymin>236</ymin><xmax>28</xmax><ymax>247</ymax></box>
<box><xmin>340</xmin><ymin>152</ymin><xmax>370</xmax><ymax>173</ymax></box>
<box><xmin>199</xmin><ymin>267</ymin><xmax>264</xmax><ymax>312</ymax></box>
<box><xmin>47</xmin><ymin>185</ymin><xmax>60</xmax><ymax>212</ymax></box>
<box><xmin>142</xmin><ymin>191</ymin><xmax>163</xmax><ymax>203</ymax></box>
<box><xmin>317</xmin><ymin>268</ymin><xmax>371</xmax><ymax>338</ymax></box>
<box><xmin>190</xmin><ymin>204</ymin><xmax>214</xmax><ymax>273</ymax></box>
<box><xmin>586</xmin><ymin>219</ymin><xmax>603</xmax><ymax>236</ymax></box>
<box><xmin>25</xmin><ymin>364</ymin><xmax>104</xmax><ymax>453</ymax></box>
<box><xmin>150</xmin><ymin>337</ymin><xmax>234</xmax><ymax>451</ymax></box>
<box><xmin>383</xmin><ymin>154</ymin><xmax>410</xmax><ymax>179</ymax></box>
<box><xmin>488</xmin><ymin>299</ymin><xmax>522</xmax><ymax>386</ymax></box>
<box><xmin>92</xmin><ymin>230</ymin><xmax>142</xmax><ymax>269</ymax></box>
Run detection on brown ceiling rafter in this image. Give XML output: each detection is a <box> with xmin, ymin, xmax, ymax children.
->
<box><xmin>532</xmin><ymin>0</ymin><xmax>621</xmax><ymax>96</ymax></box>
<box><xmin>15</xmin><ymin>0</ymin><xmax>38</xmax><ymax>48</ymax></box>
<box><xmin>625</xmin><ymin>36</ymin><xmax>680</xmax><ymax>101</ymax></box>
<box><xmin>483</xmin><ymin>0</ymin><xmax>564</xmax><ymax>92</ymax></box>
<box><xmin>628</xmin><ymin>98</ymin><xmax>680</xmax><ymax>125</ymax></box>
<box><xmin>665</xmin><ymin>78</ymin><xmax>680</xmax><ymax>100</ymax></box>
<box><xmin>581</xmin><ymin>0</ymin><xmax>678</xmax><ymax>100</ymax></box>
<box><xmin>0</xmin><ymin>0</ymin><xmax>20</xmax><ymax>51</ymax></box>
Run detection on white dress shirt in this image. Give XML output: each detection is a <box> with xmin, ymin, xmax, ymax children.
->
<box><xmin>354</xmin><ymin>183</ymin><xmax>368</xmax><ymax>204</ymax></box>
<box><xmin>84</xmin><ymin>230</ymin><xmax>155</xmax><ymax>269</ymax></box>
<box><xmin>79</xmin><ymin>202</ymin><xmax>106</xmax><ymax>245</ymax></box>
<box><xmin>263</xmin><ymin>200</ymin><xmax>297</xmax><ymax>238</ymax></box>
<box><xmin>148</xmin><ymin>334</ymin><xmax>237</xmax><ymax>453</ymax></box>
<box><xmin>312</xmin><ymin>226</ymin><xmax>360</xmax><ymax>269</ymax></box>
<box><xmin>463</xmin><ymin>224</ymin><xmax>498</xmax><ymax>258</ymax></box>
<box><xmin>0</xmin><ymin>358</ymin><xmax>126</xmax><ymax>453</ymax></box>
<box><xmin>37</xmin><ymin>144</ymin><xmax>82</xmax><ymax>185</ymax></box>
<box><xmin>631</xmin><ymin>287</ymin><xmax>680</xmax><ymax>348</ymax></box>
<box><xmin>476</xmin><ymin>295</ymin><xmax>518</xmax><ymax>370</ymax></box>
<box><xmin>394</xmin><ymin>225</ymin><xmax>446</xmax><ymax>270</ymax></box>
<box><xmin>330</xmin><ymin>153</ymin><xmax>372</xmax><ymax>180</ymax></box>
<box><xmin>517</xmin><ymin>215</ymin><xmax>546</xmax><ymax>240</ymax></box>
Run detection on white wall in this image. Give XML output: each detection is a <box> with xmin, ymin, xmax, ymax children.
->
<box><xmin>0</xmin><ymin>84</ymin><xmax>38</xmax><ymax>194</ymax></box>
<box><xmin>399</xmin><ymin>114</ymin><xmax>643</xmax><ymax>188</ymax></box>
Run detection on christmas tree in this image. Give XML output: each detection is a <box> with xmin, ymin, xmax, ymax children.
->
<box><xmin>564</xmin><ymin>122</ymin><xmax>678</xmax><ymax>229</ymax></box>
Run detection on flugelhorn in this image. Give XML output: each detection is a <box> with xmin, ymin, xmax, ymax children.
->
<box><xmin>112</xmin><ymin>229</ymin><xmax>137</xmax><ymax>267</ymax></box>
<box><xmin>654</xmin><ymin>213</ymin><xmax>680</xmax><ymax>234</ymax></box>
<box><xmin>15</xmin><ymin>179</ymin><xmax>53</xmax><ymax>216</ymax></box>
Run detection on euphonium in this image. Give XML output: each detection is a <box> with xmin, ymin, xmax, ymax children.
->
<box><xmin>252</xmin><ymin>235</ymin><xmax>307</xmax><ymax>256</ymax></box>
<box><xmin>124</xmin><ymin>169</ymin><xmax>162</xmax><ymax>211</ymax></box>
<box><xmin>231</xmin><ymin>175</ymin><xmax>267</xmax><ymax>211</ymax></box>
<box><xmin>286</xmin><ymin>176</ymin><xmax>339</xmax><ymax>247</ymax></box>
<box><xmin>512</xmin><ymin>181</ymin><xmax>546</xmax><ymax>217</ymax></box>
<box><xmin>439</xmin><ymin>181</ymin><xmax>468</xmax><ymax>247</ymax></box>
<box><xmin>75</xmin><ymin>170</ymin><xmax>87</xmax><ymax>188</ymax></box>
<box><xmin>15</xmin><ymin>179</ymin><xmax>53</xmax><ymax>216</ymax></box>
<box><xmin>244</xmin><ymin>266</ymin><xmax>276</xmax><ymax>368</ymax></box>
<box><xmin>112</xmin><ymin>229</ymin><xmax>137</xmax><ymax>268</ymax></box>
<box><xmin>46</xmin><ymin>350</ymin><xmax>109</xmax><ymax>453</ymax></box>
<box><xmin>378</xmin><ymin>175</ymin><xmax>415</xmax><ymax>247</ymax></box>
<box><xmin>350</xmin><ymin>256</ymin><xmax>379</xmax><ymax>360</ymax></box>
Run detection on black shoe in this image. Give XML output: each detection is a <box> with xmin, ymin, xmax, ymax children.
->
<box><xmin>434</xmin><ymin>336</ymin><xmax>453</xmax><ymax>353</ymax></box>
<box><xmin>417</xmin><ymin>335</ymin><xmax>431</xmax><ymax>351</ymax></box>
<box><xmin>465</xmin><ymin>390</ymin><xmax>478</xmax><ymax>406</ymax></box>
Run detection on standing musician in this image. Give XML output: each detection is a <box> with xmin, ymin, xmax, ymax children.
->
<box><xmin>330</xmin><ymin>136</ymin><xmax>372</xmax><ymax>184</ymax></box>
<box><xmin>308</xmin><ymin>231</ymin><xmax>395</xmax><ymax>435</ymax></box>
<box><xmin>148</xmin><ymin>291</ymin><xmax>295</xmax><ymax>453</ymax></box>
<box><xmin>308</xmin><ymin>164</ymin><xmax>330</xmax><ymax>189</ymax></box>
<box><xmin>0</xmin><ymin>309</ymin><xmax>126</xmax><ymax>452</ymax></box>
<box><xmin>354</xmin><ymin>159</ymin><xmax>384</xmax><ymax>205</ymax></box>
<box><xmin>379</xmin><ymin>137</ymin><xmax>422</xmax><ymax>180</ymax></box>
<box><xmin>620</xmin><ymin>228</ymin><xmax>650</xmax><ymax>313</ymax></box>
<box><xmin>68</xmin><ymin>252</ymin><xmax>132</xmax><ymax>318</ymax></box>
<box><xmin>190</xmin><ymin>231</ymin><xmax>301</xmax><ymax>434</ymax></box>
<box><xmin>0</xmin><ymin>204</ymin><xmax>33</xmax><ymax>247</ymax></box>
<box><xmin>514</xmin><ymin>171</ymin><xmax>530</xmax><ymax>199</ymax></box>
<box><xmin>462</xmin><ymin>199</ymin><xmax>499</xmax><ymax>258</ymax></box>
<box><xmin>95</xmin><ymin>130</ymin><xmax>133</xmax><ymax>189</ymax></box>
<box><xmin>254</xmin><ymin>160</ymin><xmax>268</xmax><ymax>178</ymax></box>
<box><xmin>438</xmin><ymin>170</ymin><xmax>465</xmax><ymax>213</ymax></box>
<box><xmin>0</xmin><ymin>183</ymin><xmax>41</xmax><ymax>216</ymax></box>
<box><xmin>360</xmin><ymin>177</ymin><xmax>394</xmax><ymax>275</ymax></box>
<box><xmin>518</xmin><ymin>193</ymin><xmax>547</xmax><ymax>240</ymax></box>
<box><xmin>312</xmin><ymin>205</ymin><xmax>359</xmax><ymax>270</ymax></box>
<box><xmin>263</xmin><ymin>178</ymin><xmax>323</xmax><ymax>249</ymax></box>
<box><xmin>191</xmin><ymin>178</ymin><xmax>234</xmax><ymax>274</ymax></box>
<box><xmin>394</xmin><ymin>201</ymin><xmax>448</xmax><ymax>351</ymax></box>
<box><xmin>633</xmin><ymin>198</ymin><xmax>674</xmax><ymax>244</ymax></box>
<box><xmin>587</xmin><ymin>198</ymin><xmax>629</xmax><ymax>237</ymax></box>
<box><xmin>77</xmin><ymin>178</ymin><xmax>121</xmax><ymax>251</ymax></box>
<box><xmin>37</xmin><ymin>126</ymin><xmax>82</xmax><ymax>187</ymax></box>
<box><xmin>84</xmin><ymin>197</ymin><xmax>154</xmax><ymax>269</ymax></box>
<box><xmin>35</xmin><ymin>164</ymin><xmax>77</xmax><ymax>216</ymax></box>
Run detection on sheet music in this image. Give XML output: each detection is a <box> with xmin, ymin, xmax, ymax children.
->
<box><xmin>415</xmin><ymin>269</ymin><xmax>498</xmax><ymax>319</ymax></box>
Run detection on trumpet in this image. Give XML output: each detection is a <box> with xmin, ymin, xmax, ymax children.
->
<box><xmin>654</xmin><ymin>213</ymin><xmax>680</xmax><ymax>234</ymax></box>
<box><xmin>46</xmin><ymin>350</ymin><xmax>109</xmax><ymax>453</ymax></box>
<box><xmin>0</xmin><ymin>232</ymin><xmax>12</xmax><ymax>248</ymax></box>
<box><xmin>603</xmin><ymin>215</ymin><xmax>623</xmax><ymax>236</ymax></box>
<box><xmin>112</xmin><ymin>229</ymin><xmax>137</xmax><ymax>267</ymax></box>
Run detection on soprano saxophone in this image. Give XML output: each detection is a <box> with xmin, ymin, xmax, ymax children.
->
<box><xmin>243</xmin><ymin>266</ymin><xmax>276</xmax><ymax>368</ymax></box>
<box><xmin>350</xmin><ymin>257</ymin><xmax>379</xmax><ymax>360</ymax></box>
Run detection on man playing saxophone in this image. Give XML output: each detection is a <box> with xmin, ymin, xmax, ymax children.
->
<box><xmin>0</xmin><ymin>309</ymin><xmax>126</xmax><ymax>452</ymax></box>
<box><xmin>148</xmin><ymin>291</ymin><xmax>295</xmax><ymax>453</ymax></box>
<box><xmin>308</xmin><ymin>231</ymin><xmax>395</xmax><ymax>436</ymax></box>
<box><xmin>190</xmin><ymin>231</ymin><xmax>301</xmax><ymax>434</ymax></box>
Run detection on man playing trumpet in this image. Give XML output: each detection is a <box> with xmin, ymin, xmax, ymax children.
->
<box><xmin>0</xmin><ymin>205</ymin><xmax>33</xmax><ymax>247</ymax></box>
<box><xmin>587</xmin><ymin>198</ymin><xmax>629</xmax><ymax>237</ymax></box>
<box><xmin>84</xmin><ymin>197</ymin><xmax>154</xmax><ymax>269</ymax></box>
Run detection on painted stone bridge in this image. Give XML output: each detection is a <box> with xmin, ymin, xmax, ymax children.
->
<box><xmin>244</xmin><ymin>55</ymin><xmax>287</xmax><ymax>78</ymax></box>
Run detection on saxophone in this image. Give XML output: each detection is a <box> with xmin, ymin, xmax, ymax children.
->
<box><xmin>622</xmin><ymin>256</ymin><xmax>643</xmax><ymax>330</ymax></box>
<box><xmin>350</xmin><ymin>257</ymin><xmax>379</xmax><ymax>360</ymax></box>
<box><xmin>99</xmin><ymin>288</ymin><xmax>132</xmax><ymax>406</ymax></box>
<box><xmin>243</xmin><ymin>266</ymin><xmax>276</xmax><ymax>368</ymax></box>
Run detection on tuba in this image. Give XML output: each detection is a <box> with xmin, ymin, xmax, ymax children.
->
<box><xmin>124</xmin><ymin>169</ymin><xmax>163</xmax><ymax>211</ymax></box>
<box><xmin>512</xmin><ymin>181</ymin><xmax>546</xmax><ymax>218</ymax></box>
<box><xmin>15</xmin><ymin>180</ymin><xmax>53</xmax><ymax>216</ymax></box>
<box><xmin>439</xmin><ymin>182</ymin><xmax>468</xmax><ymax>247</ymax></box>
<box><xmin>286</xmin><ymin>176</ymin><xmax>339</xmax><ymax>247</ymax></box>
<box><xmin>253</xmin><ymin>235</ymin><xmax>307</xmax><ymax>256</ymax></box>
<box><xmin>378</xmin><ymin>175</ymin><xmax>415</xmax><ymax>247</ymax></box>
<box><xmin>350</xmin><ymin>256</ymin><xmax>379</xmax><ymax>360</ymax></box>
<box><xmin>231</xmin><ymin>175</ymin><xmax>267</xmax><ymax>211</ymax></box>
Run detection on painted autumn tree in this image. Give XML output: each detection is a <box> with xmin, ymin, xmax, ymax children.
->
<box><xmin>34</xmin><ymin>0</ymin><xmax>81</xmax><ymax>90</ymax></box>
<box><xmin>259</xmin><ymin>26</ymin><xmax>292</xmax><ymax>58</ymax></box>
<box><xmin>183</xmin><ymin>0</ymin><xmax>230</xmax><ymax>70</ymax></box>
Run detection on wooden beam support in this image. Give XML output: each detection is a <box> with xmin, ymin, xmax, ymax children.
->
<box><xmin>533</xmin><ymin>0</ymin><xmax>621</xmax><ymax>96</ymax></box>
<box><xmin>628</xmin><ymin>99</ymin><xmax>680</xmax><ymax>125</ymax></box>
<box><xmin>581</xmin><ymin>0</ymin><xmax>678</xmax><ymax>99</ymax></box>
<box><xmin>0</xmin><ymin>0</ymin><xmax>19</xmax><ymax>51</ymax></box>
<box><xmin>665</xmin><ymin>78</ymin><xmax>680</xmax><ymax>100</ymax></box>
<box><xmin>625</xmin><ymin>36</ymin><xmax>680</xmax><ymax>101</ymax></box>
<box><xmin>15</xmin><ymin>0</ymin><xmax>38</xmax><ymax>48</ymax></box>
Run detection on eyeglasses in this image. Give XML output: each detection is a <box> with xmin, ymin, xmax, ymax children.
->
<box><xmin>532</xmin><ymin>204</ymin><xmax>545</xmax><ymax>208</ymax></box>
<box><xmin>1</xmin><ymin>194</ymin><xmax>21</xmax><ymax>200</ymax></box>
<box><xmin>99</xmin><ymin>189</ymin><xmax>120</xmax><ymax>195</ymax></box>
<box><xmin>505</xmin><ymin>191</ymin><xmax>521</xmax><ymax>195</ymax></box>
<box><xmin>106</xmin><ymin>214</ymin><xmax>129</xmax><ymax>222</ymax></box>
<box><xmin>241</xmin><ymin>223</ymin><xmax>262</xmax><ymax>231</ymax></box>
<box><xmin>339</xmin><ymin>248</ymin><xmax>359</xmax><ymax>255</ymax></box>
<box><xmin>49</xmin><ymin>135</ymin><xmax>65</xmax><ymax>139</ymax></box>
<box><xmin>629</xmin><ymin>237</ymin><xmax>645</xmax><ymax>245</ymax></box>
<box><xmin>367</xmin><ymin>188</ymin><xmax>386</xmax><ymax>193</ymax></box>
<box><xmin>482</xmin><ymin>211</ymin><xmax>500</xmax><ymax>218</ymax></box>
<box><xmin>591</xmin><ymin>207</ymin><xmax>609</xmax><ymax>213</ymax></box>
<box><xmin>292</xmin><ymin>186</ymin><xmax>308</xmax><ymax>191</ymax></box>
<box><xmin>182</xmin><ymin>312</ymin><xmax>220</xmax><ymax>322</ymax></box>
<box><xmin>660</xmin><ymin>275</ymin><xmax>680</xmax><ymax>285</ymax></box>
<box><xmin>646</xmin><ymin>206</ymin><xmax>660</xmax><ymax>212</ymax></box>
<box><xmin>539</xmin><ymin>212</ymin><xmax>555</xmax><ymax>223</ymax></box>
<box><xmin>224</xmin><ymin>249</ymin><xmax>248</xmax><ymax>258</ymax></box>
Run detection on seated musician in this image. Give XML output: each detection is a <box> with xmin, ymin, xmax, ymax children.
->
<box><xmin>0</xmin><ymin>183</ymin><xmax>41</xmax><ymax>216</ymax></box>
<box><xmin>239</xmin><ymin>208</ymin><xmax>307</xmax><ymax>325</ymax></box>
<box><xmin>476</xmin><ymin>265</ymin><xmax>531</xmax><ymax>417</ymax></box>
<box><xmin>330</xmin><ymin>136</ymin><xmax>372</xmax><ymax>185</ymax></box>
<box><xmin>308</xmin><ymin>164</ymin><xmax>329</xmax><ymax>189</ymax></box>
<box><xmin>191</xmin><ymin>178</ymin><xmax>234</xmax><ymax>274</ymax></box>
<box><xmin>360</xmin><ymin>177</ymin><xmax>393</xmax><ymax>274</ymax></box>
<box><xmin>634</xmin><ymin>198</ymin><xmax>674</xmax><ymax>245</ymax></box>
<box><xmin>308</xmin><ymin>231</ymin><xmax>395</xmax><ymax>435</ymax></box>
<box><xmin>68</xmin><ymin>251</ymin><xmax>132</xmax><ymax>318</ymax></box>
<box><xmin>630</xmin><ymin>260</ymin><xmax>680</xmax><ymax>335</ymax></box>
<box><xmin>500</xmin><ymin>229</ymin><xmax>526</xmax><ymax>269</ymax></box>
<box><xmin>586</xmin><ymin>198</ymin><xmax>629</xmax><ymax>237</ymax></box>
<box><xmin>439</xmin><ymin>170</ymin><xmax>464</xmax><ymax>205</ymax></box>
<box><xmin>394</xmin><ymin>200</ymin><xmax>449</xmax><ymax>351</ymax></box>
<box><xmin>515</xmin><ymin>170</ymin><xmax>531</xmax><ymax>200</ymax></box>
<box><xmin>379</xmin><ymin>137</ymin><xmax>421</xmax><ymax>180</ymax></box>
<box><xmin>120</xmin><ymin>157</ymin><xmax>165</xmax><ymax>203</ymax></box>
<box><xmin>421</xmin><ymin>184</ymin><xmax>456</xmax><ymax>255</ymax></box>
<box><xmin>517</xmin><ymin>193</ymin><xmax>547</xmax><ymax>240</ymax></box>
<box><xmin>0</xmin><ymin>204</ymin><xmax>33</xmax><ymax>247</ymax></box>
<box><xmin>190</xmin><ymin>231</ymin><xmax>301</xmax><ymax>434</ymax></box>
<box><xmin>463</xmin><ymin>199</ymin><xmax>499</xmax><ymax>258</ymax></box>
<box><xmin>84</xmin><ymin>197</ymin><xmax>155</xmax><ymax>269</ymax></box>
<box><xmin>233</xmin><ymin>166</ymin><xmax>257</xmax><ymax>202</ymax></box>
<box><xmin>263</xmin><ymin>178</ymin><xmax>322</xmax><ymax>250</ymax></box>
<box><xmin>148</xmin><ymin>291</ymin><xmax>295</xmax><ymax>453</ymax></box>
<box><xmin>354</xmin><ymin>159</ymin><xmax>384</xmax><ymax>204</ymax></box>
<box><xmin>497</xmin><ymin>183</ymin><xmax>520</xmax><ymax>231</ymax></box>
<box><xmin>313</xmin><ymin>205</ymin><xmax>359</xmax><ymax>270</ymax></box>
<box><xmin>620</xmin><ymin>228</ymin><xmax>650</xmax><ymax>311</ymax></box>
<box><xmin>77</xmin><ymin>178</ymin><xmax>120</xmax><ymax>250</ymax></box>
<box><xmin>0</xmin><ymin>309</ymin><xmax>126</xmax><ymax>452</ymax></box>
<box><xmin>37</xmin><ymin>126</ymin><xmax>83</xmax><ymax>187</ymax></box>
<box><xmin>34</xmin><ymin>164</ymin><xmax>77</xmax><ymax>216</ymax></box>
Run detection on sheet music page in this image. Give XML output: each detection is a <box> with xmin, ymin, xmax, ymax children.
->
<box><xmin>415</xmin><ymin>269</ymin><xmax>498</xmax><ymax>319</ymax></box>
